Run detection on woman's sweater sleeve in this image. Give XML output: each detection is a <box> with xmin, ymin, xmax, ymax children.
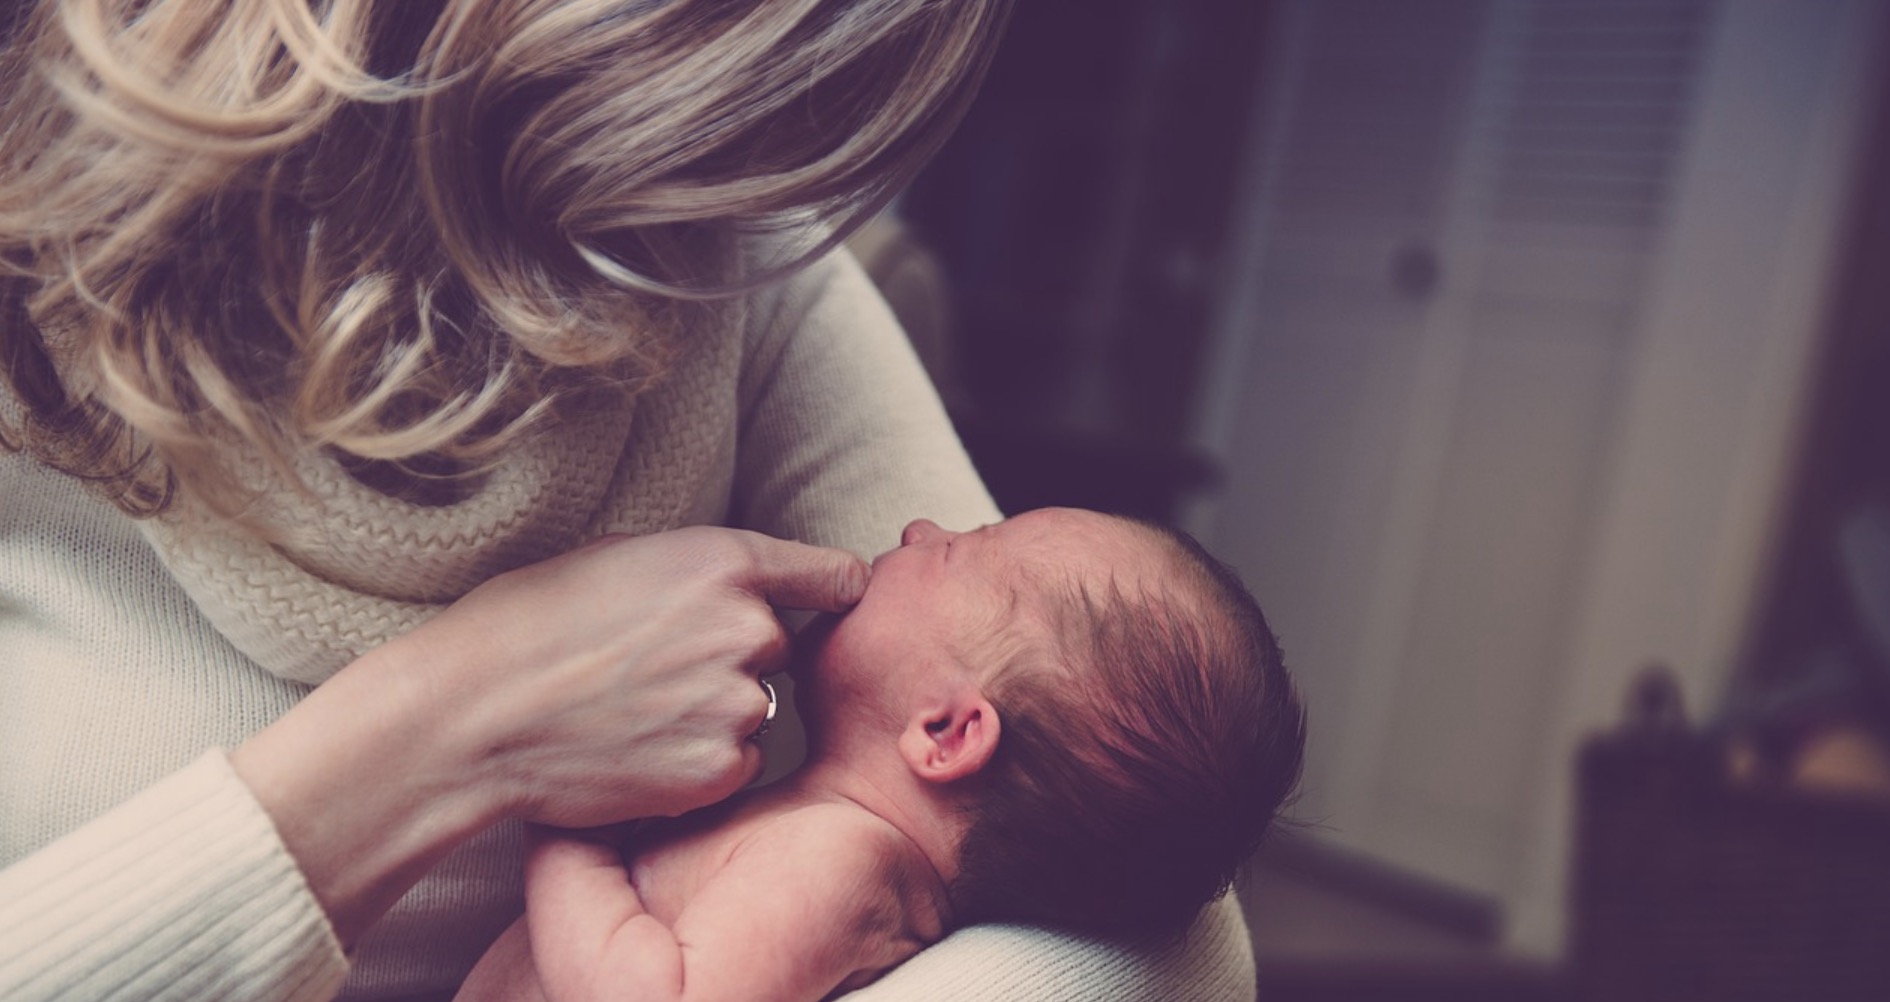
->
<box><xmin>730</xmin><ymin>247</ymin><xmax>1002</xmax><ymax>557</ymax></box>
<box><xmin>0</xmin><ymin>750</ymin><xmax>347</xmax><ymax>1002</ymax></box>
<box><xmin>851</xmin><ymin>895</ymin><xmax>1256</xmax><ymax>1002</ymax></box>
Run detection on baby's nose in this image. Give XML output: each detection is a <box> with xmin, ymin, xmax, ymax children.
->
<box><xmin>901</xmin><ymin>519</ymin><xmax>947</xmax><ymax>547</ymax></box>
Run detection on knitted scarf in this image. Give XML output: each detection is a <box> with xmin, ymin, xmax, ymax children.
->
<box><xmin>133</xmin><ymin>328</ymin><xmax>741</xmax><ymax>686</ymax></box>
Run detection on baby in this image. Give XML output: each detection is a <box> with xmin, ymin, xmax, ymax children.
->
<box><xmin>455</xmin><ymin>508</ymin><xmax>1306</xmax><ymax>1002</ymax></box>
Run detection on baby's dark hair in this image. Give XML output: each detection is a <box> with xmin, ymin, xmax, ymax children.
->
<box><xmin>949</xmin><ymin>519</ymin><xmax>1305</xmax><ymax>939</ymax></box>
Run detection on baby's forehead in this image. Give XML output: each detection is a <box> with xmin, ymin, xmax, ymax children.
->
<box><xmin>998</xmin><ymin>512</ymin><xmax>1177</xmax><ymax>611</ymax></box>
<box><xmin>1005</xmin><ymin>510</ymin><xmax>1172</xmax><ymax>575</ymax></box>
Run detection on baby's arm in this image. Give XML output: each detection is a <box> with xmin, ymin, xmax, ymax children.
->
<box><xmin>523</xmin><ymin>811</ymin><xmax>935</xmax><ymax>1002</ymax></box>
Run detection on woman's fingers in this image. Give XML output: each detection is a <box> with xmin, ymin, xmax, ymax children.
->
<box><xmin>411</xmin><ymin>527</ymin><xmax>862</xmax><ymax>826</ymax></box>
<box><xmin>726</xmin><ymin>531</ymin><xmax>870</xmax><ymax>613</ymax></box>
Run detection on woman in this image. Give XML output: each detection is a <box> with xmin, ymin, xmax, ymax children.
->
<box><xmin>0</xmin><ymin>2</ymin><xmax>1255</xmax><ymax>999</ymax></box>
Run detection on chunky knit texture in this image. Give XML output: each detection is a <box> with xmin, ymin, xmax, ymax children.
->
<box><xmin>0</xmin><ymin>251</ymin><xmax>1256</xmax><ymax>1001</ymax></box>
<box><xmin>139</xmin><ymin>301</ymin><xmax>747</xmax><ymax>686</ymax></box>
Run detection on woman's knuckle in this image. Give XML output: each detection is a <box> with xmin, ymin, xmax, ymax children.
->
<box><xmin>718</xmin><ymin>686</ymin><xmax>756</xmax><ymax>724</ymax></box>
<box><xmin>742</xmin><ymin>611</ymin><xmax>784</xmax><ymax>647</ymax></box>
<box><xmin>716</xmin><ymin>746</ymin><xmax>752</xmax><ymax>784</ymax></box>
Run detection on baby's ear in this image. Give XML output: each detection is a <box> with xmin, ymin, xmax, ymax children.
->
<box><xmin>899</xmin><ymin>692</ymin><xmax>1000</xmax><ymax>784</ymax></box>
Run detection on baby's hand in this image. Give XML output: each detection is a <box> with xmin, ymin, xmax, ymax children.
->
<box><xmin>526</xmin><ymin>826</ymin><xmax>651</xmax><ymax>935</ymax></box>
<box><xmin>525</xmin><ymin>827</ymin><xmax>684</xmax><ymax>1002</ymax></box>
<box><xmin>457</xmin><ymin>827</ymin><xmax>657</xmax><ymax>1002</ymax></box>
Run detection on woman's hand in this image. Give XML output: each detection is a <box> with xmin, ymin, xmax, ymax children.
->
<box><xmin>230</xmin><ymin>527</ymin><xmax>867</xmax><ymax>948</ymax></box>
<box><xmin>408</xmin><ymin>527</ymin><xmax>862</xmax><ymax>824</ymax></box>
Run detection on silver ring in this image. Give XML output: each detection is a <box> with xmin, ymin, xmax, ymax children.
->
<box><xmin>752</xmin><ymin>678</ymin><xmax>778</xmax><ymax>740</ymax></box>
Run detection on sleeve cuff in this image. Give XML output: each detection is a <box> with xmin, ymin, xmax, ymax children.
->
<box><xmin>0</xmin><ymin>749</ymin><xmax>349</xmax><ymax>1002</ymax></box>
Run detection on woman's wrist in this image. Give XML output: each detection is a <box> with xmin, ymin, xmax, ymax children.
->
<box><xmin>230</xmin><ymin>642</ymin><xmax>512</xmax><ymax>948</ymax></box>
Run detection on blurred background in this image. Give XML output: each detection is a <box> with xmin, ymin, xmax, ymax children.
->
<box><xmin>859</xmin><ymin>0</ymin><xmax>1890</xmax><ymax>998</ymax></box>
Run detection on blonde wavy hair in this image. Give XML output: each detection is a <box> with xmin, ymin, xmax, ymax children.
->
<box><xmin>0</xmin><ymin>0</ymin><xmax>1009</xmax><ymax>516</ymax></box>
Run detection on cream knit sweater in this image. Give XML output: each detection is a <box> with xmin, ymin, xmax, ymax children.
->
<box><xmin>0</xmin><ymin>252</ymin><xmax>1254</xmax><ymax>1001</ymax></box>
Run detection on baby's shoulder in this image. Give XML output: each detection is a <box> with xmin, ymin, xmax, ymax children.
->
<box><xmin>750</xmin><ymin>802</ymin><xmax>942</xmax><ymax>910</ymax></box>
<box><xmin>738</xmin><ymin>801</ymin><xmax>950</xmax><ymax>967</ymax></box>
<box><xmin>746</xmin><ymin>800</ymin><xmax>912</xmax><ymax>864</ymax></box>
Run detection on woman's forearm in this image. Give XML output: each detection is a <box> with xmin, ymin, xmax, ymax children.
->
<box><xmin>230</xmin><ymin>642</ymin><xmax>507</xmax><ymax>949</ymax></box>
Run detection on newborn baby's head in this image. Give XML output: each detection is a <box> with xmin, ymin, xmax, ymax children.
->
<box><xmin>796</xmin><ymin>508</ymin><xmax>1305</xmax><ymax>938</ymax></box>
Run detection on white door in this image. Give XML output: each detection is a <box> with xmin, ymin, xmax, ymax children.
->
<box><xmin>1192</xmin><ymin>0</ymin><xmax>1882</xmax><ymax>954</ymax></box>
